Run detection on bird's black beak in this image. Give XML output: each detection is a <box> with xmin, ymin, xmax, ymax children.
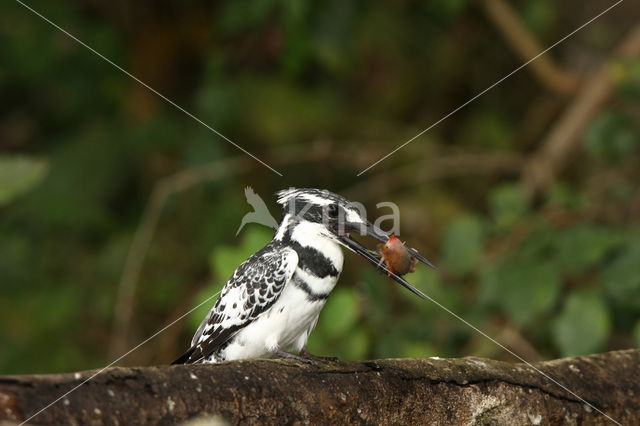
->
<box><xmin>337</xmin><ymin>221</ymin><xmax>437</xmax><ymax>301</ymax></box>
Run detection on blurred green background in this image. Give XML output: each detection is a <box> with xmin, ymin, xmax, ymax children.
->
<box><xmin>1</xmin><ymin>0</ymin><xmax>640</xmax><ymax>374</ymax></box>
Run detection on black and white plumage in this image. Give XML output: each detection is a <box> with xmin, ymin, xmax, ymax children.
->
<box><xmin>172</xmin><ymin>188</ymin><xmax>434</xmax><ymax>364</ymax></box>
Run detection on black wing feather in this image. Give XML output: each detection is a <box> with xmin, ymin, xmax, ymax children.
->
<box><xmin>172</xmin><ymin>242</ymin><xmax>297</xmax><ymax>364</ymax></box>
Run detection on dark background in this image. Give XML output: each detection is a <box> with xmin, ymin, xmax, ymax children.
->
<box><xmin>1</xmin><ymin>0</ymin><xmax>639</xmax><ymax>374</ymax></box>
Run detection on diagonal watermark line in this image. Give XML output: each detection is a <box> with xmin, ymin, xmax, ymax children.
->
<box><xmin>358</xmin><ymin>0</ymin><xmax>625</xmax><ymax>176</ymax></box>
<box><xmin>14</xmin><ymin>0</ymin><xmax>283</xmax><ymax>177</ymax></box>
<box><xmin>19</xmin><ymin>288</ymin><xmax>223</xmax><ymax>426</ymax></box>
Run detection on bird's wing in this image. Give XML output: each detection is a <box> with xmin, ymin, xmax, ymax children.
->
<box><xmin>172</xmin><ymin>243</ymin><xmax>298</xmax><ymax>364</ymax></box>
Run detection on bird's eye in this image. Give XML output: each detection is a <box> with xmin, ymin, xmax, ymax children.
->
<box><xmin>327</xmin><ymin>204</ymin><xmax>339</xmax><ymax>218</ymax></box>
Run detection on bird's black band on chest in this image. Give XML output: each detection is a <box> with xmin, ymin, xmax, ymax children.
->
<box><xmin>286</xmin><ymin>240</ymin><xmax>339</xmax><ymax>278</ymax></box>
<box><xmin>292</xmin><ymin>273</ymin><xmax>331</xmax><ymax>302</ymax></box>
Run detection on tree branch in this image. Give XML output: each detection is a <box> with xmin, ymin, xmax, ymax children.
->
<box><xmin>521</xmin><ymin>23</ymin><xmax>640</xmax><ymax>199</ymax></box>
<box><xmin>478</xmin><ymin>0</ymin><xmax>581</xmax><ymax>95</ymax></box>
<box><xmin>1</xmin><ymin>350</ymin><xmax>638</xmax><ymax>425</ymax></box>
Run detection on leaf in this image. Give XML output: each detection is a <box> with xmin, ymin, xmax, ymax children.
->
<box><xmin>242</xmin><ymin>227</ymin><xmax>275</xmax><ymax>252</ymax></box>
<box><xmin>583</xmin><ymin>110</ymin><xmax>639</xmax><ymax>164</ymax></box>
<box><xmin>441</xmin><ymin>215</ymin><xmax>484</xmax><ymax>275</ymax></box>
<box><xmin>521</xmin><ymin>0</ymin><xmax>557</xmax><ymax>35</ymax></box>
<box><xmin>358</xmin><ymin>267</ymin><xmax>391</xmax><ymax>326</ymax></box>
<box><xmin>613</xmin><ymin>58</ymin><xmax>640</xmax><ymax>99</ymax></box>
<box><xmin>210</xmin><ymin>227</ymin><xmax>272</xmax><ymax>281</ymax></box>
<box><xmin>397</xmin><ymin>267</ymin><xmax>455</xmax><ymax>313</ymax></box>
<box><xmin>602</xmin><ymin>240</ymin><xmax>640</xmax><ymax>308</ymax></box>
<box><xmin>211</xmin><ymin>249</ymin><xmax>249</xmax><ymax>283</ymax></box>
<box><xmin>555</xmin><ymin>225</ymin><xmax>624</xmax><ymax>274</ymax></box>
<box><xmin>479</xmin><ymin>260</ymin><xmax>560</xmax><ymax>326</ymax></box>
<box><xmin>547</xmin><ymin>183</ymin><xmax>584</xmax><ymax>210</ymax></box>
<box><xmin>552</xmin><ymin>290</ymin><xmax>611</xmax><ymax>357</ymax></box>
<box><xmin>479</xmin><ymin>226</ymin><xmax>562</xmax><ymax>325</ymax></box>
<box><xmin>489</xmin><ymin>184</ymin><xmax>528</xmax><ymax>231</ymax></box>
<box><xmin>0</xmin><ymin>155</ymin><xmax>48</xmax><ymax>207</ymax></box>
<box><xmin>318</xmin><ymin>288</ymin><xmax>359</xmax><ymax>336</ymax></box>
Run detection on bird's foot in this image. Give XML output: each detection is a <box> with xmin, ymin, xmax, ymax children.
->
<box><xmin>300</xmin><ymin>347</ymin><xmax>339</xmax><ymax>362</ymax></box>
<box><xmin>275</xmin><ymin>350</ymin><xmax>315</xmax><ymax>364</ymax></box>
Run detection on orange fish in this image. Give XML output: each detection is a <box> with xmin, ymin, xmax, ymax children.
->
<box><xmin>379</xmin><ymin>234</ymin><xmax>418</xmax><ymax>276</ymax></box>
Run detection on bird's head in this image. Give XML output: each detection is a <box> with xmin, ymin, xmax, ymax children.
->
<box><xmin>275</xmin><ymin>188</ymin><xmax>435</xmax><ymax>299</ymax></box>
<box><xmin>276</xmin><ymin>188</ymin><xmax>370</xmax><ymax>240</ymax></box>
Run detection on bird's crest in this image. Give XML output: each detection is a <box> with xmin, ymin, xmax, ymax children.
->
<box><xmin>276</xmin><ymin>187</ymin><xmax>350</xmax><ymax>207</ymax></box>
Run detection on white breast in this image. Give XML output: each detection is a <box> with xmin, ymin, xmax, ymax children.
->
<box><xmin>218</xmin><ymin>223</ymin><xmax>345</xmax><ymax>361</ymax></box>
<box><xmin>222</xmin><ymin>275</ymin><xmax>334</xmax><ymax>360</ymax></box>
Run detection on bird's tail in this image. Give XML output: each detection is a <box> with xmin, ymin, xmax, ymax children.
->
<box><xmin>170</xmin><ymin>346</ymin><xmax>196</xmax><ymax>365</ymax></box>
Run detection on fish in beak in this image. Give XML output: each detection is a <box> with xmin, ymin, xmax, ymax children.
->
<box><xmin>336</xmin><ymin>220</ymin><xmax>437</xmax><ymax>301</ymax></box>
<box><xmin>379</xmin><ymin>235</ymin><xmax>418</xmax><ymax>275</ymax></box>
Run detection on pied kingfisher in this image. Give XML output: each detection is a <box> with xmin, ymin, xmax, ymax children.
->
<box><xmin>172</xmin><ymin>188</ymin><xmax>435</xmax><ymax>364</ymax></box>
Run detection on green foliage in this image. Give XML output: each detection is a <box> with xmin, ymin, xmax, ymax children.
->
<box><xmin>520</xmin><ymin>0</ymin><xmax>557</xmax><ymax>37</ymax></box>
<box><xmin>583</xmin><ymin>110</ymin><xmax>639</xmax><ymax>164</ymax></box>
<box><xmin>479</xmin><ymin>222</ymin><xmax>626</xmax><ymax>340</ymax></box>
<box><xmin>547</xmin><ymin>183</ymin><xmax>584</xmax><ymax>211</ymax></box>
<box><xmin>308</xmin><ymin>288</ymin><xmax>369</xmax><ymax>360</ymax></box>
<box><xmin>489</xmin><ymin>184</ymin><xmax>528</xmax><ymax>231</ymax></box>
<box><xmin>20</xmin><ymin>130</ymin><xmax>128</xmax><ymax>230</ymax></box>
<box><xmin>460</xmin><ymin>112</ymin><xmax>515</xmax><ymax>150</ymax></box>
<box><xmin>0</xmin><ymin>155</ymin><xmax>48</xmax><ymax>206</ymax></box>
<box><xmin>552</xmin><ymin>290</ymin><xmax>611</xmax><ymax>357</ymax></box>
<box><xmin>480</xmin><ymin>257</ymin><xmax>560</xmax><ymax>326</ymax></box>
<box><xmin>423</xmin><ymin>0</ymin><xmax>468</xmax><ymax>21</ymax></box>
<box><xmin>210</xmin><ymin>226</ymin><xmax>273</xmax><ymax>279</ymax></box>
<box><xmin>441</xmin><ymin>215</ymin><xmax>484</xmax><ymax>275</ymax></box>
<box><xmin>239</xmin><ymin>79</ymin><xmax>338</xmax><ymax>144</ymax></box>
<box><xmin>318</xmin><ymin>288</ymin><xmax>359</xmax><ymax>336</ymax></box>
<box><xmin>555</xmin><ymin>225</ymin><xmax>623</xmax><ymax>274</ymax></box>
<box><xmin>1</xmin><ymin>1</ymin><xmax>639</xmax><ymax>374</ymax></box>
<box><xmin>602</xmin><ymin>239</ymin><xmax>640</xmax><ymax>308</ymax></box>
<box><xmin>614</xmin><ymin>59</ymin><xmax>640</xmax><ymax>99</ymax></box>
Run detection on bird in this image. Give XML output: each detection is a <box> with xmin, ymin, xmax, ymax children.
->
<box><xmin>172</xmin><ymin>188</ymin><xmax>436</xmax><ymax>364</ymax></box>
<box><xmin>235</xmin><ymin>186</ymin><xmax>279</xmax><ymax>235</ymax></box>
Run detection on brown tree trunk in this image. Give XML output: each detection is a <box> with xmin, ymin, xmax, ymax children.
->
<box><xmin>1</xmin><ymin>349</ymin><xmax>638</xmax><ymax>425</ymax></box>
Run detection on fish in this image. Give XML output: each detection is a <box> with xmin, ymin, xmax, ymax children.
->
<box><xmin>378</xmin><ymin>234</ymin><xmax>418</xmax><ymax>276</ymax></box>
